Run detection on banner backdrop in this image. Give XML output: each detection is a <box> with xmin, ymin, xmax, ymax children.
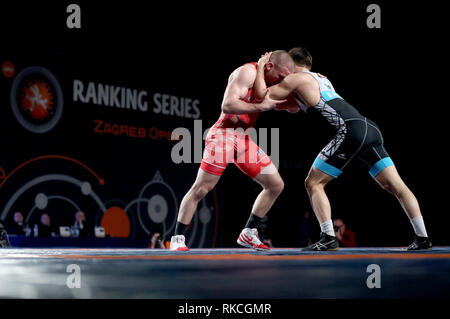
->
<box><xmin>0</xmin><ymin>51</ymin><xmax>223</xmax><ymax>247</ymax></box>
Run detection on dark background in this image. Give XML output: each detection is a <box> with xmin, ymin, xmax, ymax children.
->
<box><xmin>0</xmin><ymin>1</ymin><xmax>447</xmax><ymax>247</ymax></box>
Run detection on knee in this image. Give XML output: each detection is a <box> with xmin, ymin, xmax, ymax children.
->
<box><xmin>262</xmin><ymin>176</ymin><xmax>284</xmax><ymax>196</ymax></box>
<box><xmin>304</xmin><ymin>177</ymin><xmax>316</xmax><ymax>193</ymax></box>
<box><xmin>304</xmin><ymin>177</ymin><xmax>311</xmax><ymax>192</ymax></box>
<box><xmin>270</xmin><ymin>179</ymin><xmax>284</xmax><ymax>195</ymax></box>
<box><xmin>379</xmin><ymin>181</ymin><xmax>393</xmax><ymax>194</ymax></box>
<box><xmin>191</xmin><ymin>182</ymin><xmax>212</xmax><ymax>201</ymax></box>
<box><xmin>379</xmin><ymin>180</ymin><xmax>406</xmax><ymax>197</ymax></box>
<box><xmin>304</xmin><ymin>176</ymin><xmax>324</xmax><ymax>193</ymax></box>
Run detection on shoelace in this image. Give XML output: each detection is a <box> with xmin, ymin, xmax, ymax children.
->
<box><xmin>249</xmin><ymin>230</ymin><xmax>262</xmax><ymax>245</ymax></box>
<box><xmin>311</xmin><ymin>242</ymin><xmax>326</xmax><ymax>250</ymax></box>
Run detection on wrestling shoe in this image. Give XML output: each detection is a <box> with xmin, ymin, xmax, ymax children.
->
<box><xmin>169</xmin><ymin>235</ymin><xmax>189</xmax><ymax>251</ymax></box>
<box><xmin>302</xmin><ymin>232</ymin><xmax>339</xmax><ymax>251</ymax></box>
<box><xmin>407</xmin><ymin>235</ymin><xmax>432</xmax><ymax>250</ymax></box>
<box><xmin>237</xmin><ymin>228</ymin><xmax>270</xmax><ymax>250</ymax></box>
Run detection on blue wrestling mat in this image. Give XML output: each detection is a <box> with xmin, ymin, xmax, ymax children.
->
<box><xmin>1</xmin><ymin>247</ymin><xmax>449</xmax><ymax>298</ymax></box>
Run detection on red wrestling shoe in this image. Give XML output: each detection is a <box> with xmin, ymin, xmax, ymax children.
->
<box><xmin>169</xmin><ymin>235</ymin><xmax>190</xmax><ymax>251</ymax></box>
<box><xmin>237</xmin><ymin>228</ymin><xmax>270</xmax><ymax>250</ymax></box>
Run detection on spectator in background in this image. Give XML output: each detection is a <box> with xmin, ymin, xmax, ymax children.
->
<box><xmin>333</xmin><ymin>218</ymin><xmax>356</xmax><ymax>247</ymax></box>
<box><xmin>149</xmin><ymin>232</ymin><xmax>166</xmax><ymax>249</ymax></box>
<box><xmin>74</xmin><ymin>211</ymin><xmax>93</xmax><ymax>237</ymax></box>
<box><xmin>0</xmin><ymin>222</ymin><xmax>10</xmax><ymax>248</ymax></box>
<box><xmin>299</xmin><ymin>211</ymin><xmax>313</xmax><ymax>247</ymax></box>
<box><xmin>9</xmin><ymin>212</ymin><xmax>27</xmax><ymax>235</ymax></box>
<box><xmin>38</xmin><ymin>213</ymin><xmax>57</xmax><ymax>237</ymax></box>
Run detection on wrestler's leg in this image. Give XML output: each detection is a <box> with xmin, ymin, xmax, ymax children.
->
<box><xmin>250</xmin><ymin>163</ymin><xmax>284</xmax><ymax>219</ymax></box>
<box><xmin>302</xmin><ymin>160</ymin><xmax>341</xmax><ymax>251</ymax></box>
<box><xmin>234</xmin><ymin>137</ymin><xmax>284</xmax><ymax>249</ymax></box>
<box><xmin>176</xmin><ymin>168</ymin><xmax>221</xmax><ymax>227</ymax></box>
<box><xmin>304</xmin><ymin>165</ymin><xmax>335</xmax><ymax>225</ymax></box>
<box><xmin>373</xmin><ymin>164</ymin><xmax>431</xmax><ymax>249</ymax></box>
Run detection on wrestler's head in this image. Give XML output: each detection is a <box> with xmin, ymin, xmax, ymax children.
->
<box><xmin>263</xmin><ymin>50</ymin><xmax>295</xmax><ymax>85</ymax></box>
<box><xmin>288</xmin><ymin>47</ymin><xmax>313</xmax><ymax>70</ymax></box>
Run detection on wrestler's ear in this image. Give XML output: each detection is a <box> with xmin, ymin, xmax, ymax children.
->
<box><xmin>265</xmin><ymin>61</ymin><xmax>274</xmax><ymax>71</ymax></box>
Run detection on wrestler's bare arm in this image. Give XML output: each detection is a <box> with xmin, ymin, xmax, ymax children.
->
<box><xmin>266</xmin><ymin>73</ymin><xmax>321</xmax><ymax>108</ymax></box>
<box><xmin>221</xmin><ymin>64</ymin><xmax>285</xmax><ymax>114</ymax></box>
<box><xmin>253</xmin><ymin>58</ymin><xmax>269</xmax><ymax>101</ymax></box>
<box><xmin>267</xmin><ymin>75</ymin><xmax>299</xmax><ymax>100</ymax></box>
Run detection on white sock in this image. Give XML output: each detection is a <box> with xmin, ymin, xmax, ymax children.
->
<box><xmin>320</xmin><ymin>220</ymin><xmax>335</xmax><ymax>237</ymax></box>
<box><xmin>410</xmin><ymin>216</ymin><xmax>428</xmax><ymax>237</ymax></box>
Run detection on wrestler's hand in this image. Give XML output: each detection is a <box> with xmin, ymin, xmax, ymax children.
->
<box><xmin>258</xmin><ymin>90</ymin><xmax>286</xmax><ymax>112</ymax></box>
<box><xmin>274</xmin><ymin>94</ymin><xmax>300</xmax><ymax>113</ymax></box>
<box><xmin>258</xmin><ymin>52</ymin><xmax>272</xmax><ymax>68</ymax></box>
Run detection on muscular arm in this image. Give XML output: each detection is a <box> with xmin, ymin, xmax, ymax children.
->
<box><xmin>268</xmin><ymin>73</ymin><xmax>321</xmax><ymax>108</ymax></box>
<box><xmin>267</xmin><ymin>74</ymin><xmax>299</xmax><ymax>100</ymax></box>
<box><xmin>221</xmin><ymin>64</ymin><xmax>278</xmax><ymax>114</ymax></box>
<box><xmin>253</xmin><ymin>61</ymin><xmax>268</xmax><ymax>101</ymax></box>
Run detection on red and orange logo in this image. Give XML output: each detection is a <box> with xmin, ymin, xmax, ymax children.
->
<box><xmin>20</xmin><ymin>80</ymin><xmax>54</xmax><ymax>120</ymax></box>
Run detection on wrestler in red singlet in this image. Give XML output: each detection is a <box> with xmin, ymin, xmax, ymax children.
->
<box><xmin>200</xmin><ymin>63</ymin><xmax>272</xmax><ymax>179</ymax></box>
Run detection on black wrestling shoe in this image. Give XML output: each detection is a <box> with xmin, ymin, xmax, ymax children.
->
<box><xmin>302</xmin><ymin>232</ymin><xmax>339</xmax><ymax>251</ymax></box>
<box><xmin>0</xmin><ymin>223</ymin><xmax>11</xmax><ymax>248</ymax></box>
<box><xmin>407</xmin><ymin>235</ymin><xmax>432</xmax><ymax>250</ymax></box>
